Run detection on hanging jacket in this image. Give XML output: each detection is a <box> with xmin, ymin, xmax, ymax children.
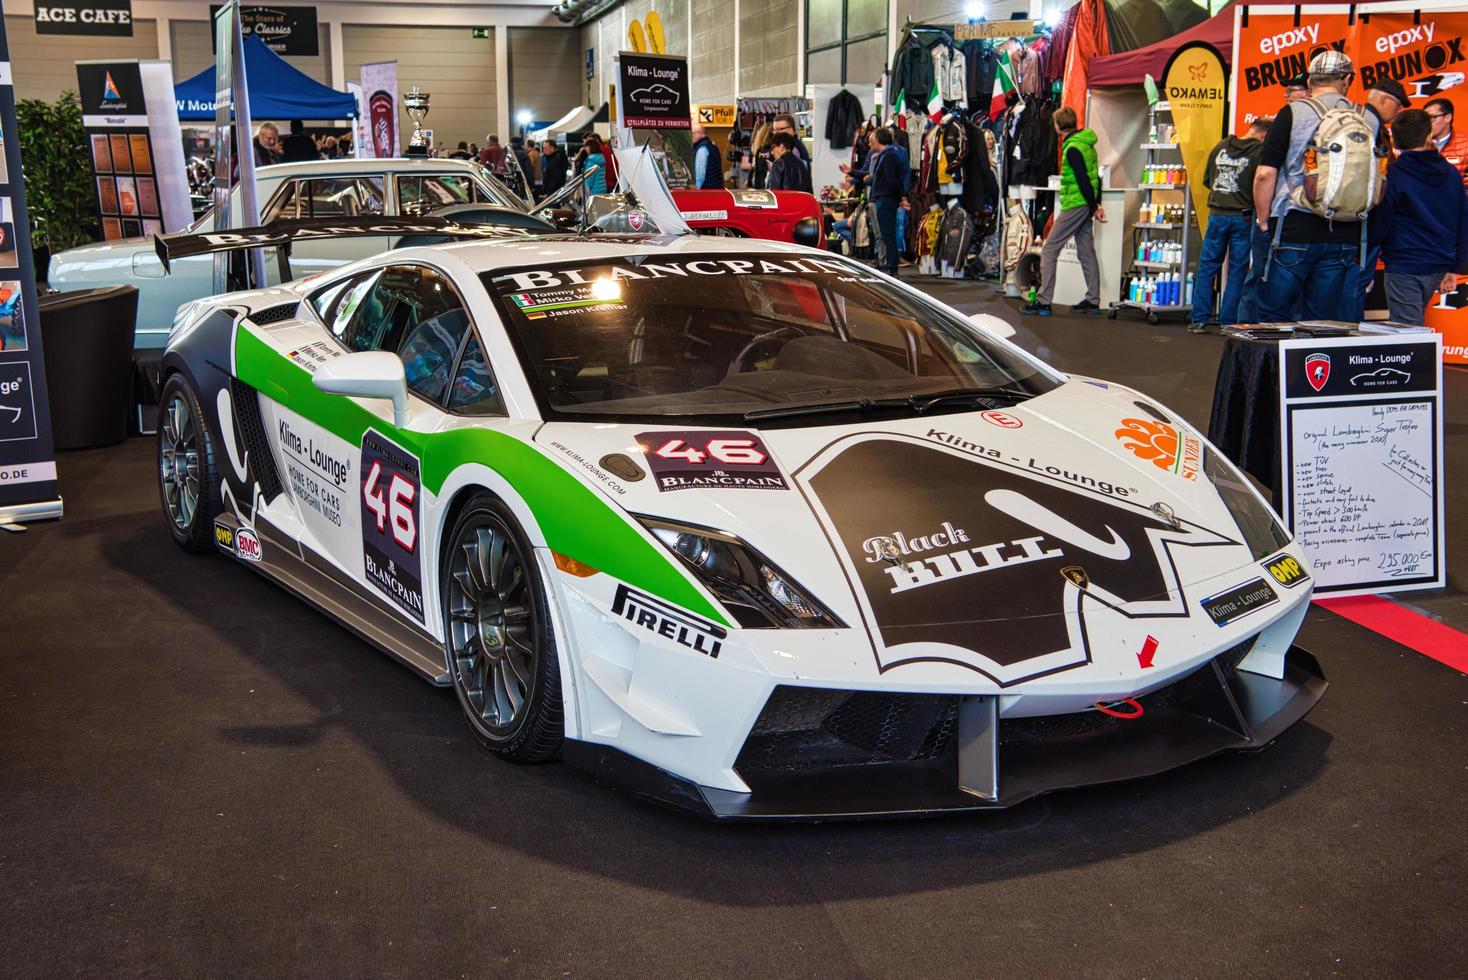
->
<box><xmin>962</xmin><ymin>40</ymin><xmax>998</xmax><ymax>111</ymax></box>
<box><xmin>890</xmin><ymin>35</ymin><xmax>936</xmax><ymax>115</ymax></box>
<box><xmin>931</xmin><ymin>43</ymin><xmax>967</xmax><ymax>108</ymax></box>
<box><xmin>825</xmin><ymin>89</ymin><xmax>865</xmax><ymax>149</ymax></box>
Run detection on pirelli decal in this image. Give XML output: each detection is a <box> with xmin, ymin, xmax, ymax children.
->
<box><xmin>612</xmin><ymin>585</ymin><xmax>726</xmax><ymax>657</ymax></box>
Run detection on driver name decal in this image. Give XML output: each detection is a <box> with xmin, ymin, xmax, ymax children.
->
<box><xmin>636</xmin><ymin>430</ymin><xmax>787</xmax><ymax>492</ymax></box>
<box><xmin>360</xmin><ymin>430</ymin><xmax>424</xmax><ymax>622</ymax></box>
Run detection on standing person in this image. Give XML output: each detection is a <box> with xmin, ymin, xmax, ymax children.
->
<box><xmin>582</xmin><ymin>135</ymin><xmax>609</xmax><ymax>195</ymax></box>
<box><xmin>449</xmin><ymin>141</ymin><xmax>472</xmax><ymax>160</ymax></box>
<box><xmin>253</xmin><ymin>123</ymin><xmax>281</xmax><ymax>166</ymax></box>
<box><xmin>1424</xmin><ymin>98</ymin><xmax>1468</xmax><ymax>185</ymax></box>
<box><xmin>691</xmin><ymin>125</ymin><xmax>725</xmax><ymax>189</ymax></box>
<box><xmin>540</xmin><ymin>139</ymin><xmax>568</xmax><ymax>197</ymax></box>
<box><xmin>766</xmin><ymin>133</ymin><xmax>810</xmax><ymax>192</ymax></box>
<box><xmin>1251</xmin><ymin>51</ymin><xmax>1380</xmax><ymax>323</ymax></box>
<box><xmin>527</xmin><ymin>141</ymin><xmax>543</xmax><ymax>199</ymax></box>
<box><xmin>868</xmin><ymin>128</ymin><xmax>906</xmax><ymax>277</ymax></box>
<box><xmin>1188</xmin><ymin>119</ymin><xmax>1268</xmax><ymax>333</ymax></box>
<box><xmin>279</xmin><ymin>120</ymin><xmax>318</xmax><ymax>162</ymax></box>
<box><xmin>1023</xmin><ymin>107</ymin><xmax>1104</xmax><ymax>316</ymax></box>
<box><xmin>479</xmin><ymin>135</ymin><xmax>506</xmax><ymax>172</ymax></box>
<box><xmin>1369</xmin><ymin>109</ymin><xmax>1468</xmax><ymax>325</ymax></box>
<box><xmin>1284</xmin><ymin>73</ymin><xmax>1310</xmax><ymax>102</ymax></box>
<box><xmin>771</xmin><ymin>113</ymin><xmax>813</xmax><ymax>192</ymax></box>
<box><xmin>1365</xmin><ymin>78</ymin><xmax>1410</xmax><ymax>153</ymax></box>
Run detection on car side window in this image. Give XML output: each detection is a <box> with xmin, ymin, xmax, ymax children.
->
<box><xmin>448</xmin><ymin>335</ymin><xmax>505</xmax><ymax>416</ymax></box>
<box><xmin>399</xmin><ymin>306</ymin><xmax>472</xmax><ymax>404</ymax></box>
<box><xmin>397</xmin><ymin>175</ymin><xmax>479</xmax><ymax>215</ymax></box>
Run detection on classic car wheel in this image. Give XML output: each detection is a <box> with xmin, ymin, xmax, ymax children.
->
<box><xmin>444</xmin><ymin>493</ymin><xmax>562</xmax><ymax>762</ymax></box>
<box><xmin>157</xmin><ymin>374</ymin><xmax>222</xmax><ymax>553</ymax></box>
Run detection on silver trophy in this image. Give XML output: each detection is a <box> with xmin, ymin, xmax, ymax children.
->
<box><xmin>403</xmin><ymin>86</ymin><xmax>431</xmax><ymax>149</ymax></box>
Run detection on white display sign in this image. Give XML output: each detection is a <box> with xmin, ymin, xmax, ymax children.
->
<box><xmin>1278</xmin><ymin>333</ymin><xmax>1445</xmax><ymax>596</ymax></box>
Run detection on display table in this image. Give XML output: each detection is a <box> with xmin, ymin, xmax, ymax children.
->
<box><xmin>1044</xmin><ymin>186</ymin><xmax>1139</xmax><ymax>308</ymax></box>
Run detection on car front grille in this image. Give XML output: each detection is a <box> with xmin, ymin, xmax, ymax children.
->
<box><xmin>248</xmin><ymin>302</ymin><xmax>299</xmax><ymax>324</ymax></box>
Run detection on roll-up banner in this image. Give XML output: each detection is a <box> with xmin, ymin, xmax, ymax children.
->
<box><xmin>1230</xmin><ymin>4</ymin><xmax>1468</xmax><ymax>365</ymax></box>
<box><xmin>0</xmin><ymin>15</ymin><xmax>63</xmax><ymax>527</ymax></box>
<box><xmin>618</xmin><ymin>51</ymin><xmax>690</xmax><ymax>129</ymax></box>
<box><xmin>1161</xmin><ymin>41</ymin><xmax>1228</xmax><ymax>236</ymax></box>
<box><xmin>358</xmin><ymin>61</ymin><xmax>399</xmax><ymax>158</ymax></box>
<box><xmin>76</xmin><ymin>60</ymin><xmax>192</xmax><ymax>241</ymax></box>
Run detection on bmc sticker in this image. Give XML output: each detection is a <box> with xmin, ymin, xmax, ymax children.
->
<box><xmin>235</xmin><ymin>526</ymin><xmax>263</xmax><ymax>563</ymax></box>
<box><xmin>1199</xmin><ymin>577</ymin><xmax>1277</xmax><ymax>627</ymax></box>
<box><xmin>360</xmin><ymin>430</ymin><xmax>424</xmax><ymax>622</ymax></box>
<box><xmin>1261</xmin><ymin>552</ymin><xmax>1310</xmax><ymax>589</ymax></box>
<box><xmin>636</xmin><ymin>430</ymin><xmax>787</xmax><ymax>492</ymax></box>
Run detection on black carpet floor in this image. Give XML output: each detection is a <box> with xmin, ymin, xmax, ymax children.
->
<box><xmin>2</xmin><ymin>285</ymin><xmax>1465</xmax><ymax>978</ymax></box>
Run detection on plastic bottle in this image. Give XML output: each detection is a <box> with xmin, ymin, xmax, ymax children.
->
<box><xmin>1185</xmin><ymin>272</ymin><xmax>1195</xmax><ymax>305</ymax></box>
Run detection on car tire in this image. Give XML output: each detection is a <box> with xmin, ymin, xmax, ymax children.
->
<box><xmin>442</xmin><ymin>492</ymin><xmax>563</xmax><ymax>763</ymax></box>
<box><xmin>157</xmin><ymin>373</ymin><xmax>223</xmax><ymax>553</ymax></box>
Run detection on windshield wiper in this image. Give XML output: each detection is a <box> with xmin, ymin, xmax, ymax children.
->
<box><xmin>742</xmin><ymin>386</ymin><xmax>1035</xmax><ymax>423</ymax></box>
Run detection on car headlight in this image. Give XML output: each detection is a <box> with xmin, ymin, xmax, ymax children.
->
<box><xmin>1203</xmin><ymin>447</ymin><xmax>1291</xmax><ymax>560</ymax></box>
<box><xmin>638</xmin><ymin>516</ymin><xmax>845</xmax><ymax>629</ymax></box>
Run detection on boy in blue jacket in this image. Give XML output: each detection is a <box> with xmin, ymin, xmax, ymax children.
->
<box><xmin>1370</xmin><ymin>108</ymin><xmax>1468</xmax><ymax>324</ymax></box>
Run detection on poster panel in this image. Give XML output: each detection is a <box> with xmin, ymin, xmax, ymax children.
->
<box><xmin>618</xmin><ymin>51</ymin><xmax>690</xmax><ymax>130</ymax></box>
<box><xmin>359</xmin><ymin>61</ymin><xmax>399</xmax><ymax>158</ymax></box>
<box><xmin>75</xmin><ymin>61</ymin><xmax>164</xmax><ymax>242</ymax></box>
<box><xmin>1278</xmin><ymin>334</ymin><xmax>1445</xmax><ymax>596</ymax></box>
<box><xmin>1161</xmin><ymin>42</ymin><xmax>1228</xmax><ymax>235</ymax></box>
<box><xmin>33</xmin><ymin>0</ymin><xmax>132</xmax><ymax>36</ymax></box>
<box><xmin>208</xmin><ymin>5</ymin><xmax>319</xmax><ymax>57</ymax></box>
<box><xmin>0</xmin><ymin>18</ymin><xmax>63</xmax><ymax>524</ymax></box>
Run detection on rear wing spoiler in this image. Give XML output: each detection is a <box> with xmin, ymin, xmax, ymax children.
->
<box><xmin>152</xmin><ymin>215</ymin><xmax>537</xmax><ymax>273</ymax></box>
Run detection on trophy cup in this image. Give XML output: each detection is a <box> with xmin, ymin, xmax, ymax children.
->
<box><xmin>403</xmin><ymin>86</ymin><xmax>431</xmax><ymax>149</ymax></box>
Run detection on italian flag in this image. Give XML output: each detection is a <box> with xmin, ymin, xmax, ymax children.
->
<box><xmin>988</xmin><ymin>47</ymin><xmax>1019</xmax><ymax>121</ymax></box>
<box><xmin>925</xmin><ymin>74</ymin><xmax>943</xmax><ymax>123</ymax></box>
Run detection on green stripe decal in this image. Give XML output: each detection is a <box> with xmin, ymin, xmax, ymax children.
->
<box><xmin>235</xmin><ymin>327</ymin><xmax>728</xmax><ymax>625</ymax></box>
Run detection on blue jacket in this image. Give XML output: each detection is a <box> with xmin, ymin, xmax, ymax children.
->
<box><xmin>1370</xmin><ymin>149</ymin><xmax>1468</xmax><ymax>275</ymax></box>
<box><xmin>871</xmin><ymin>147</ymin><xmax>906</xmax><ymax>200</ymax></box>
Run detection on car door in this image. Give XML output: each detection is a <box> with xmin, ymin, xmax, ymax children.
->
<box><xmin>261</xmin><ymin>263</ymin><xmax>498</xmax><ymax>630</ymax></box>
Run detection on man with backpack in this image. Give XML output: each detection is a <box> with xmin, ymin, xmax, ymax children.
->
<box><xmin>1251</xmin><ymin>51</ymin><xmax>1382</xmax><ymax>322</ymax></box>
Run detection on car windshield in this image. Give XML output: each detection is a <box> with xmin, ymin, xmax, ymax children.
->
<box><xmin>484</xmin><ymin>253</ymin><xmax>1059</xmax><ymax>423</ymax></box>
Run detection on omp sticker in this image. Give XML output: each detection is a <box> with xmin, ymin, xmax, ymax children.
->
<box><xmin>1262</xmin><ymin>552</ymin><xmax>1310</xmax><ymax>589</ymax></box>
<box><xmin>636</xmin><ymin>430</ymin><xmax>787</xmax><ymax>492</ymax></box>
<box><xmin>213</xmin><ymin>520</ymin><xmax>235</xmax><ymax>552</ymax></box>
<box><xmin>360</xmin><ymin>429</ymin><xmax>425</xmax><ymax>622</ymax></box>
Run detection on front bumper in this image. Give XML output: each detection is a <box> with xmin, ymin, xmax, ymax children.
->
<box><xmin>562</xmin><ymin>644</ymin><xmax>1326</xmax><ymax>820</ymax></box>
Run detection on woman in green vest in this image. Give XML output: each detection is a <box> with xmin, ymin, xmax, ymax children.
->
<box><xmin>1023</xmin><ymin>106</ymin><xmax>1106</xmax><ymax>317</ymax></box>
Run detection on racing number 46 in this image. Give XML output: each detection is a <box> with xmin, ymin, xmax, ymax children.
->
<box><xmin>654</xmin><ymin>437</ymin><xmax>766</xmax><ymax>465</ymax></box>
<box><xmin>363</xmin><ymin>460</ymin><xmax>417</xmax><ymax>551</ymax></box>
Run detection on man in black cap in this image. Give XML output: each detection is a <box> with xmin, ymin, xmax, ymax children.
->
<box><xmin>1284</xmin><ymin>73</ymin><xmax>1309</xmax><ymax>102</ymax></box>
<box><xmin>1366</xmin><ymin>77</ymin><xmax>1411</xmax><ymax>154</ymax></box>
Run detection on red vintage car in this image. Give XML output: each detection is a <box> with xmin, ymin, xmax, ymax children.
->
<box><xmin>671</xmin><ymin>188</ymin><xmax>822</xmax><ymax>246</ymax></box>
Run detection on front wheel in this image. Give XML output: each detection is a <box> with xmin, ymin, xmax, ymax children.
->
<box><xmin>443</xmin><ymin>493</ymin><xmax>563</xmax><ymax>762</ymax></box>
<box><xmin>157</xmin><ymin>374</ymin><xmax>222</xmax><ymax>552</ymax></box>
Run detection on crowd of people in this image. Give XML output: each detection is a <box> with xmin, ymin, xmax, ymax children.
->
<box><xmin>1023</xmin><ymin>50</ymin><xmax>1468</xmax><ymax>327</ymax></box>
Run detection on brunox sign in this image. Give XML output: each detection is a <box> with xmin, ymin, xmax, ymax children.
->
<box><xmin>1232</xmin><ymin>6</ymin><xmax>1468</xmax><ymax>364</ymax></box>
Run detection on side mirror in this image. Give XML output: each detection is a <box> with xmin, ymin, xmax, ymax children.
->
<box><xmin>968</xmin><ymin>312</ymin><xmax>1017</xmax><ymax>340</ymax></box>
<box><xmin>550</xmin><ymin>207</ymin><xmax>578</xmax><ymax>230</ymax></box>
<box><xmin>312</xmin><ymin>351</ymin><xmax>411</xmax><ymax>427</ymax></box>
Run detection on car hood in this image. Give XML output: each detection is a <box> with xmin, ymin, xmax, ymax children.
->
<box><xmin>536</xmin><ymin>379</ymin><xmax>1287</xmax><ymax>686</ymax></box>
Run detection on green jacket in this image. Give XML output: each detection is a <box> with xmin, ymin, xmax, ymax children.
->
<box><xmin>1059</xmin><ymin>129</ymin><xmax>1101</xmax><ymax>212</ymax></box>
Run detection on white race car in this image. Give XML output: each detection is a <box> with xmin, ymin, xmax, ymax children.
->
<box><xmin>154</xmin><ymin>222</ymin><xmax>1324</xmax><ymax>819</ymax></box>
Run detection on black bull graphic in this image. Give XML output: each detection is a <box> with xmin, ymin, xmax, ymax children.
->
<box><xmin>804</xmin><ymin>438</ymin><xmax>1239</xmax><ymax>680</ymax></box>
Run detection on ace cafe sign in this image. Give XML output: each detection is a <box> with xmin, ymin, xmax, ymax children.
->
<box><xmin>34</xmin><ymin>0</ymin><xmax>133</xmax><ymax>36</ymax></box>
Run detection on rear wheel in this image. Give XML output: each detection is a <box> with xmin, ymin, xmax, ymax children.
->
<box><xmin>443</xmin><ymin>493</ymin><xmax>563</xmax><ymax>762</ymax></box>
<box><xmin>157</xmin><ymin>374</ymin><xmax>222</xmax><ymax>552</ymax></box>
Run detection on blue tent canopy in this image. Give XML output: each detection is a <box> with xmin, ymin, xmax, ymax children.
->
<box><xmin>175</xmin><ymin>34</ymin><xmax>358</xmax><ymax>122</ymax></box>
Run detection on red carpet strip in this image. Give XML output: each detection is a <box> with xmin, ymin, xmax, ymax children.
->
<box><xmin>1315</xmin><ymin>596</ymin><xmax>1468</xmax><ymax>674</ymax></box>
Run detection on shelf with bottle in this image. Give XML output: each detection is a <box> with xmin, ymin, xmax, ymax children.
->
<box><xmin>1138</xmin><ymin>202</ymin><xmax>1186</xmax><ymax>225</ymax></box>
<box><xmin>1140</xmin><ymin>142</ymin><xmax>1179</xmax><ymax>150</ymax></box>
<box><xmin>1134</xmin><ymin>240</ymin><xmax>1184</xmax><ymax>266</ymax></box>
<box><xmin>1125</xmin><ymin>271</ymin><xmax>1194</xmax><ymax>308</ymax></box>
<box><xmin>1140</xmin><ymin>164</ymin><xmax>1188</xmax><ymax>186</ymax></box>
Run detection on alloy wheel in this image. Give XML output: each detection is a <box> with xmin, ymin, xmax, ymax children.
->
<box><xmin>159</xmin><ymin>393</ymin><xmax>201</xmax><ymax>530</ymax></box>
<box><xmin>448</xmin><ymin>518</ymin><xmax>537</xmax><ymax>734</ymax></box>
